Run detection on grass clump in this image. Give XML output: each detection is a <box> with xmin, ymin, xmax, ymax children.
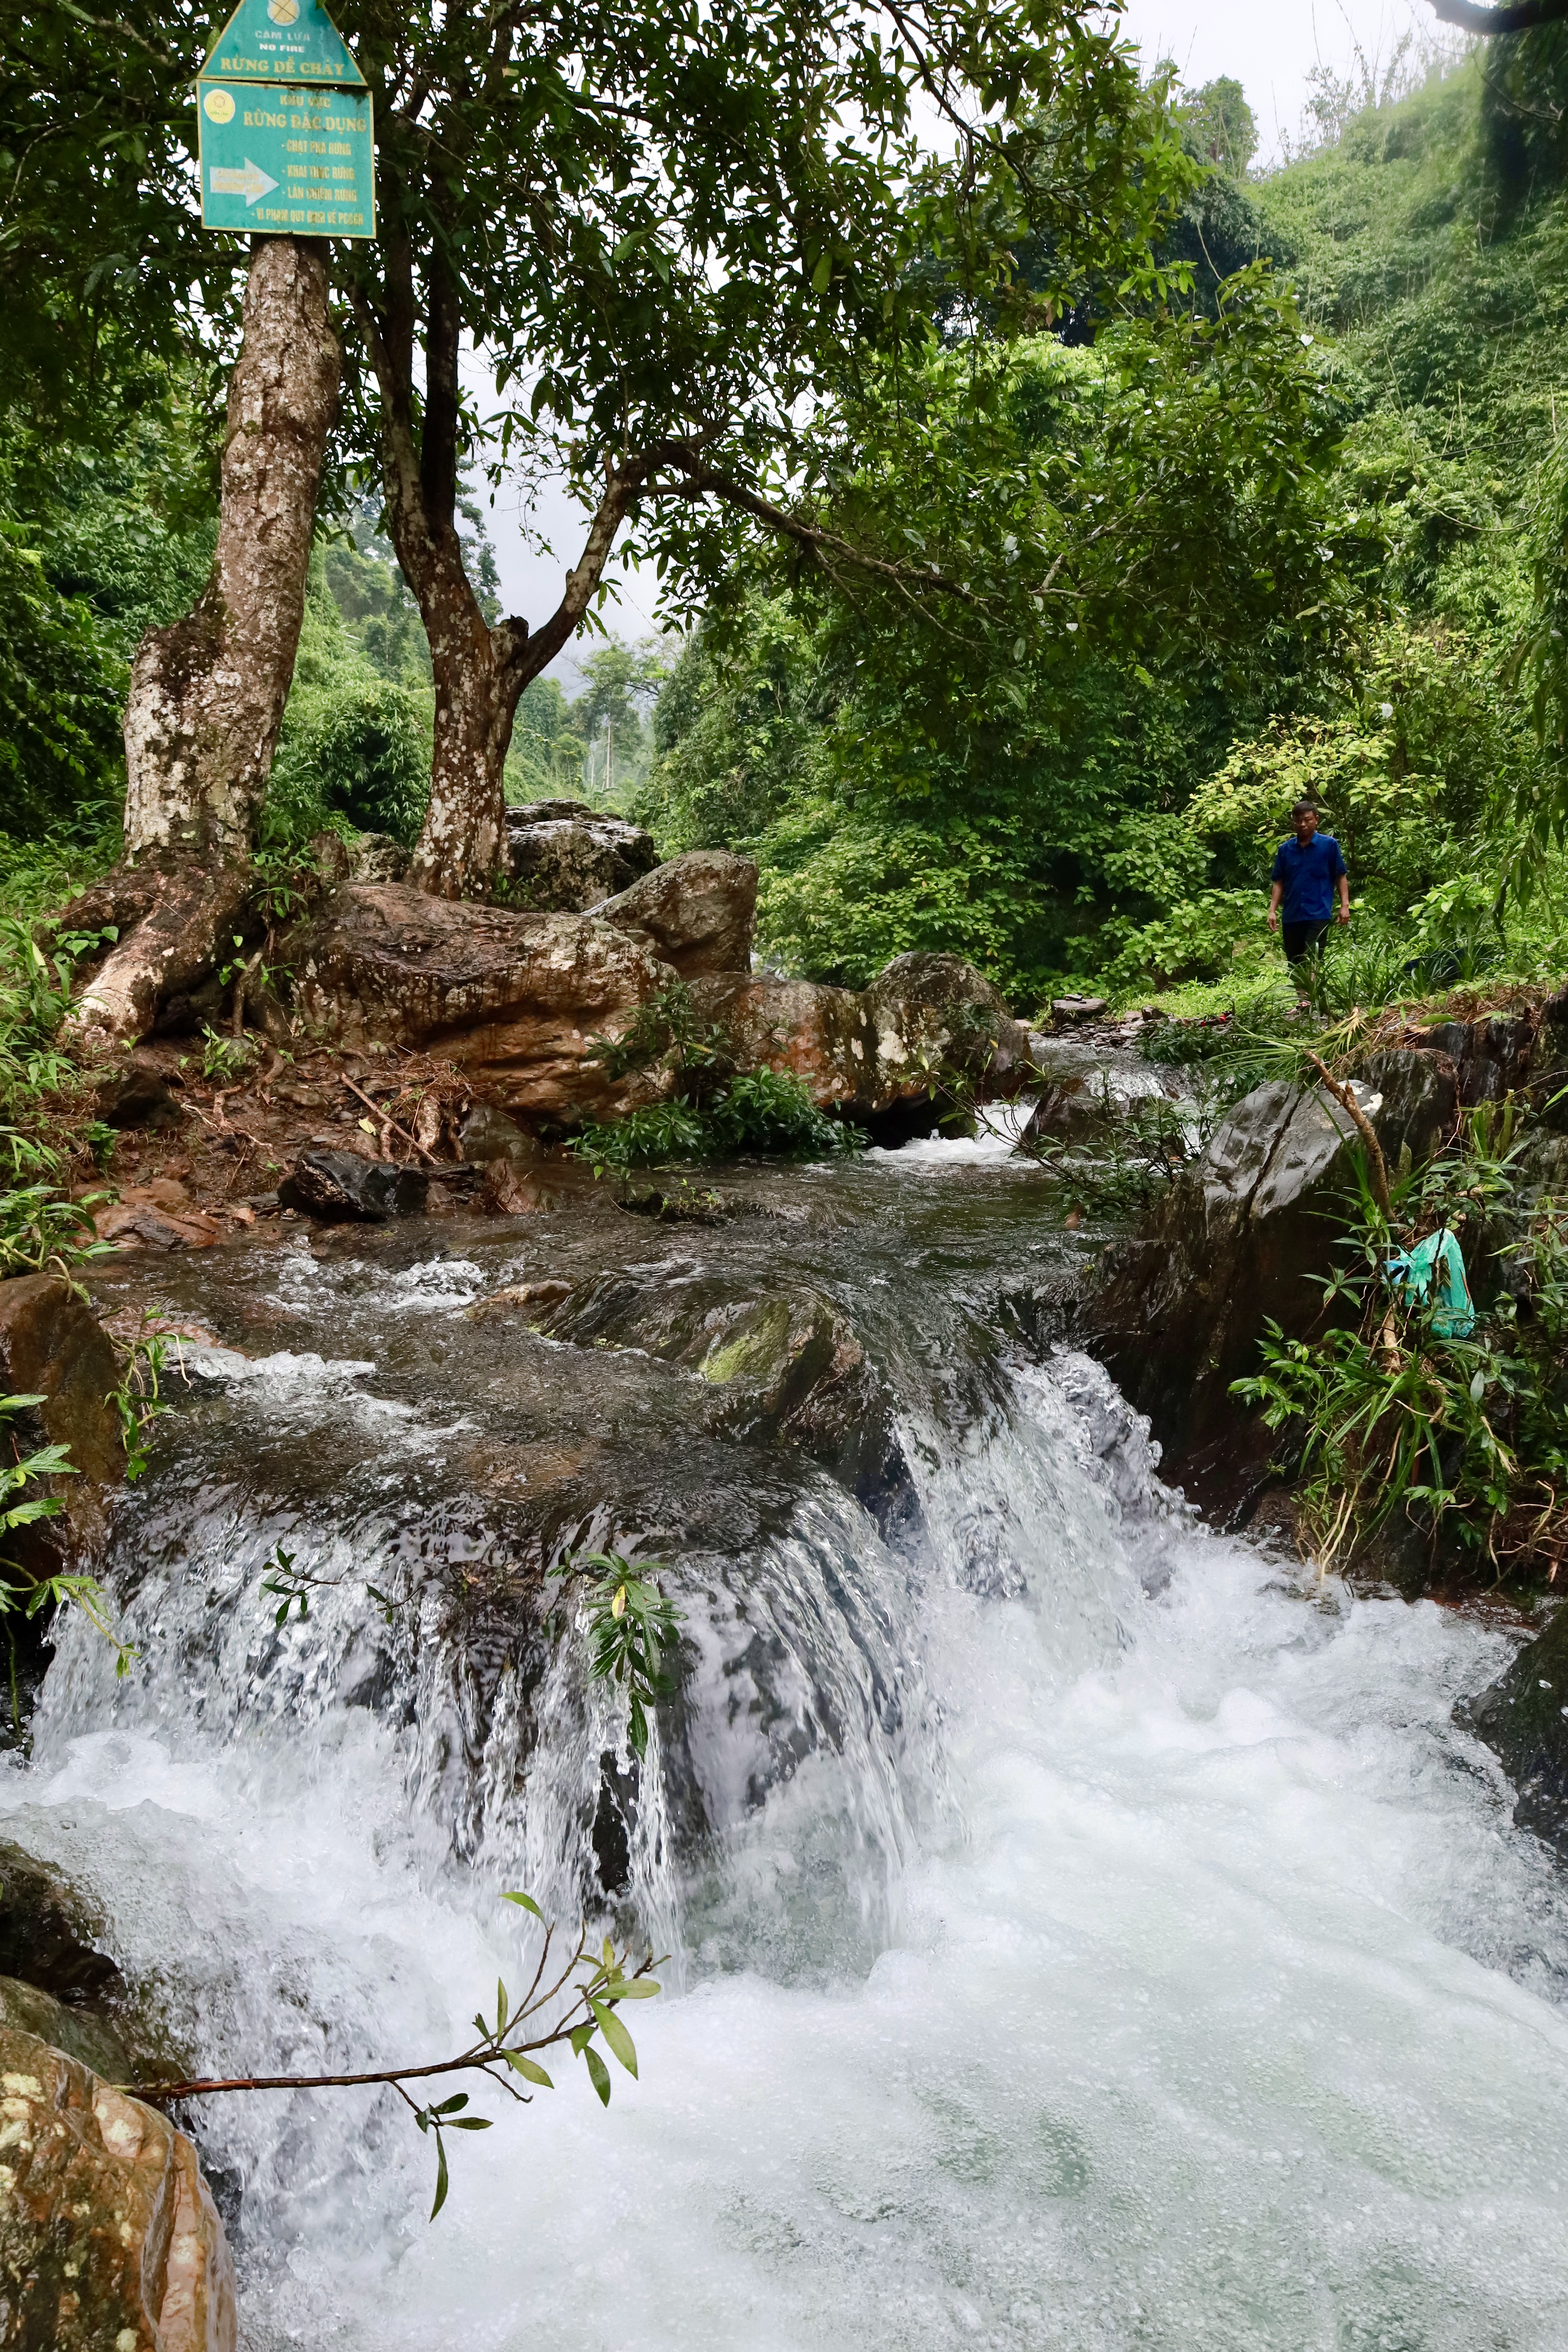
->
<box><xmin>1234</xmin><ymin>1096</ymin><xmax>1568</xmax><ymax>1585</ymax></box>
<box><xmin>569</xmin><ymin>1067</ymin><xmax>859</xmax><ymax>1173</ymax></box>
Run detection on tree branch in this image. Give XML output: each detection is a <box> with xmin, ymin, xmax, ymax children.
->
<box><xmin>509</xmin><ymin>455</ymin><xmax>652</xmax><ymax>681</ymax></box>
<box><xmin>57</xmin><ymin>3</ymin><xmax>185</xmax><ymax>70</ymax></box>
<box><xmin>1308</xmin><ymin>1054</ymin><xmax>1391</xmax><ymax>1217</ymax></box>
<box><xmin>1428</xmin><ymin>0</ymin><xmax>1568</xmax><ymax>29</ymax></box>
<box><xmin>648</xmin><ymin>455</ymin><xmax>983</xmax><ymax>606</ymax></box>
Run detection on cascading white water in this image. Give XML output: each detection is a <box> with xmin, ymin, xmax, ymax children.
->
<box><xmin>7</xmin><ymin>1142</ymin><xmax>1568</xmax><ymax>2350</ymax></box>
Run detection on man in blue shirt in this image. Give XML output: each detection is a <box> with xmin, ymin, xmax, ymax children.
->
<box><xmin>1267</xmin><ymin>801</ymin><xmax>1349</xmax><ymax>990</ymax></box>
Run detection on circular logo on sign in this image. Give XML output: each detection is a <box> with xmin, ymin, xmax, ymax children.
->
<box><xmin>267</xmin><ymin>0</ymin><xmax>300</xmax><ymax>21</ymax></box>
<box><xmin>202</xmin><ymin>86</ymin><xmax>235</xmax><ymax>122</ymax></box>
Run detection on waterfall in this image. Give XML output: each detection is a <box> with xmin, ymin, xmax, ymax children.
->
<box><xmin>8</xmin><ymin>1146</ymin><xmax>1568</xmax><ymax>2347</ymax></box>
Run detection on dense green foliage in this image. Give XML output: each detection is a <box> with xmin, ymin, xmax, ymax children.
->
<box><xmin>640</xmin><ymin>52</ymin><xmax>1568</xmax><ymax>1011</ymax></box>
<box><xmin>1236</xmin><ymin>1099</ymin><xmax>1568</xmax><ymax>1585</ymax></box>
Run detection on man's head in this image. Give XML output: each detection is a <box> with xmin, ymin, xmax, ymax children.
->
<box><xmin>1291</xmin><ymin>801</ymin><xmax>1318</xmax><ymax>844</ymax></box>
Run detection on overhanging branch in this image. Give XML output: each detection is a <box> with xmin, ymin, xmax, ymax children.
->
<box><xmin>649</xmin><ymin>455</ymin><xmax>983</xmax><ymax>607</ymax></box>
<box><xmin>1429</xmin><ymin>0</ymin><xmax>1568</xmax><ymax>31</ymax></box>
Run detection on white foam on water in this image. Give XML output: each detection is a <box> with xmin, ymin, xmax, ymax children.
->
<box><xmin>16</xmin><ymin>1331</ymin><xmax>1568</xmax><ymax>2350</ymax></box>
<box><xmin>870</xmin><ymin>1104</ymin><xmax>1037</xmax><ymax>1167</ymax></box>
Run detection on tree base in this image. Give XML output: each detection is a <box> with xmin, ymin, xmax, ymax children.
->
<box><xmin>58</xmin><ymin>856</ymin><xmax>256</xmax><ymax>1051</ymax></box>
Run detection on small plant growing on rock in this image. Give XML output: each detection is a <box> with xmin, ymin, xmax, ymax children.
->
<box><xmin>0</xmin><ymin>1395</ymin><xmax>136</xmax><ymax>1713</ymax></box>
<box><xmin>550</xmin><ymin>1548</ymin><xmax>683</xmax><ymax>1758</ymax></box>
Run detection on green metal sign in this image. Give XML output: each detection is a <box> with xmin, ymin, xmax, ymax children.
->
<box><xmin>202</xmin><ymin>0</ymin><xmax>365</xmax><ymax>87</ymax></box>
<box><xmin>197</xmin><ymin>0</ymin><xmax>373</xmax><ymax>240</ymax></box>
<box><xmin>198</xmin><ymin>79</ymin><xmax>374</xmax><ymax>237</ymax></box>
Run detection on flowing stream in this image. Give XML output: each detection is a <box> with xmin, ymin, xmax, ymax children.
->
<box><xmin>6</xmin><ymin>1133</ymin><xmax>1568</xmax><ymax>2349</ymax></box>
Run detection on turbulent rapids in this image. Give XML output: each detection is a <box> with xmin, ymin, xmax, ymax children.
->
<box><xmin>8</xmin><ymin>1131</ymin><xmax>1568</xmax><ymax>2349</ymax></box>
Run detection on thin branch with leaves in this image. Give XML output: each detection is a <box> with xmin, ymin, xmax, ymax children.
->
<box><xmin>129</xmin><ymin>1901</ymin><xmax>663</xmax><ymax>2220</ymax></box>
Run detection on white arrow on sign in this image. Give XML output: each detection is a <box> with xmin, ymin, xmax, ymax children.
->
<box><xmin>208</xmin><ymin>159</ymin><xmax>279</xmax><ymax>205</ymax></box>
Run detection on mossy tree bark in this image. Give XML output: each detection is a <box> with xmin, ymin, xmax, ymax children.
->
<box><xmin>67</xmin><ymin>236</ymin><xmax>339</xmax><ymax>1047</ymax></box>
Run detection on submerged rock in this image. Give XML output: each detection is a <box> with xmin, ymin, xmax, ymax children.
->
<box><xmin>536</xmin><ymin>1272</ymin><xmax>905</xmax><ymax>1515</ymax></box>
<box><xmin>597</xmin><ymin>849</ymin><xmax>757</xmax><ymax>977</ymax></box>
<box><xmin>1086</xmin><ymin>1046</ymin><xmax>1459</xmax><ymax>1514</ymax></box>
<box><xmin>1461</xmin><ymin>1606</ymin><xmax>1568</xmax><ymax>1854</ymax></box>
<box><xmin>504</xmin><ymin>800</ymin><xmax>660</xmax><ymax>912</ymax></box>
<box><xmin>0</xmin><ymin>2027</ymin><xmax>235</xmax><ymax>2352</ymax></box>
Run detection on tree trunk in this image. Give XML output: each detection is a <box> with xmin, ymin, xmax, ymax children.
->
<box><xmin>66</xmin><ymin>238</ymin><xmax>339</xmax><ymax>1049</ymax></box>
<box><xmin>353</xmin><ymin>250</ymin><xmax>646</xmax><ymax>899</ymax></box>
<box><xmin>124</xmin><ymin>236</ymin><xmax>339</xmax><ymax>858</ymax></box>
<box><xmin>392</xmin><ymin>475</ymin><xmax>645</xmax><ymax>899</ymax></box>
<box><xmin>403</xmin><ymin>538</ymin><xmax>522</xmax><ymax>897</ymax></box>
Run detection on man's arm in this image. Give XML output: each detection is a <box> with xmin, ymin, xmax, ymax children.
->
<box><xmin>1337</xmin><ymin>871</ymin><xmax>1351</xmax><ymax>925</ymax></box>
<box><xmin>1267</xmin><ymin>879</ymin><xmax>1283</xmax><ymax>933</ymax></box>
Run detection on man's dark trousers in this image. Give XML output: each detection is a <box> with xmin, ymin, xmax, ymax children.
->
<box><xmin>1282</xmin><ymin>919</ymin><xmax>1330</xmax><ymax>968</ymax></box>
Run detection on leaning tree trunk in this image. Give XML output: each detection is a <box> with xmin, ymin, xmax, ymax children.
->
<box><xmin>66</xmin><ymin>237</ymin><xmax>339</xmax><ymax>1047</ymax></box>
<box><xmin>394</xmin><ymin>473</ymin><xmax>643</xmax><ymax>899</ymax></box>
<box><xmin>404</xmin><ymin>538</ymin><xmax>525</xmax><ymax>898</ymax></box>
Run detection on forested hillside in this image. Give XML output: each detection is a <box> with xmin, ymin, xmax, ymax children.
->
<box><xmin>637</xmin><ymin>44</ymin><xmax>1568</xmax><ymax>1009</ymax></box>
<box><xmin>8</xmin><ymin>36</ymin><xmax>1568</xmax><ymax>1013</ymax></box>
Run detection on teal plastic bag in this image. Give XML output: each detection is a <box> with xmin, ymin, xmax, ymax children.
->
<box><xmin>1386</xmin><ymin>1228</ymin><xmax>1475</xmax><ymax>1338</ymax></box>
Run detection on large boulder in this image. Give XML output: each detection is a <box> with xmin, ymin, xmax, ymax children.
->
<box><xmin>286</xmin><ymin>884</ymin><xmax>1029</xmax><ymax>1132</ymax></box>
<box><xmin>504</xmin><ymin>800</ymin><xmax>658</xmax><ymax>912</ymax></box>
<box><xmin>1408</xmin><ymin>1009</ymin><xmax>1537</xmax><ymax>1107</ymax></box>
<box><xmin>689</xmin><ymin>956</ymin><xmax>1034</xmax><ymax>1124</ymax></box>
<box><xmin>1460</xmin><ymin>1606</ymin><xmax>1568</xmax><ymax>1853</ymax></box>
<box><xmin>864</xmin><ymin>953</ymin><xmax>1034</xmax><ymax>1090</ymax></box>
<box><xmin>597</xmin><ymin>850</ymin><xmax>757</xmax><ymax>978</ymax></box>
<box><xmin>0</xmin><ymin>2027</ymin><xmax>235</xmax><ymax>2351</ymax></box>
<box><xmin>0</xmin><ymin>1278</ymin><xmax>124</xmax><ymax>1578</ymax></box>
<box><xmin>287</xmin><ymin>884</ymin><xmax>676</xmax><ymax>1122</ymax></box>
<box><xmin>1084</xmin><ymin>1046</ymin><xmax>1459</xmax><ymax>1511</ymax></box>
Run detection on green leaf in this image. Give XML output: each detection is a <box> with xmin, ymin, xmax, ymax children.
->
<box><xmin>505</xmin><ymin>2052</ymin><xmax>554</xmax><ymax>2088</ymax></box>
<box><xmin>430</xmin><ymin>2133</ymin><xmax>450</xmax><ymax>2220</ymax></box>
<box><xmin>590</xmin><ymin>1997</ymin><xmax>638</xmax><ymax>2076</ymax></box>
<box><xmin>584</xmin><ymin>2044</ymin><xmax>612</xmax><ymax>2106</ymax></box>
<box><xmin>603</xmin><ymin>1978</ymin><xmax>660</xmax><ymax>1999</ymax></box>
<box><xmin>811</xmin><ymin>252</ymin><xmax>832</xmax><ymax>294</ymax></box>
<box><xmin>496</xmin><ymin>1977</ymin><xmax>508</xmax><ymax>2036</ymax></box>
<box><xmin>502</xmin><ymin>1892</ymin><xmax>544</xmax><ymax>1920</ymax></box>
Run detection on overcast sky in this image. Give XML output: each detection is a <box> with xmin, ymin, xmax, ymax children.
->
<box><xmin>489</xmin><ymin>0</ymin><xmax>1439</xmax><ymax>686</ymax></box>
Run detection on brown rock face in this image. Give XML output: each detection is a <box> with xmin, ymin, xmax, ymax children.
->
<box><xmin>689</xmin><ymin>957</ymin><xmax>1034</xmax><ymax>1122</ymax></box>
<box><xmin>287</xmin><ymin>884</ymin><xmax>1029</xmax><ymax>1130</ymax></box>
<box><xmin>1085</xmin><ymin>1046</ymin><xmax>1459</xmax><ymax>1514</ymax></box>
<box><xmin>504</xmin><ymin>801</ymin><xmax>659</xmax><ymax>911</ymax></box>
<box><xmin>0</xmin><ymin>1278</ymin><xmax>124</xmax><ymax>1575</ymax></box>
<box><xmin>0</xmin><ymin>2027</ymin><xmax>235</xmax><ymax>2352</ymax></box>
<box><xmin>597</xmin><ymin>851</ymin><xmax>758</xmax><ymax>978</ymax></box>
<box><xmin>289</xmin><ymin>884</ymin><xmax>676</xmax><ymax>1121</ymax></box>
